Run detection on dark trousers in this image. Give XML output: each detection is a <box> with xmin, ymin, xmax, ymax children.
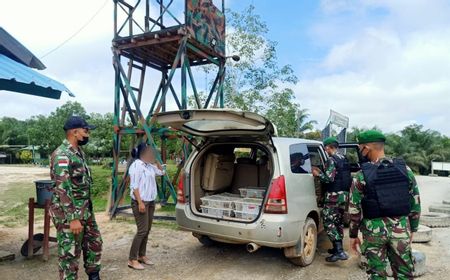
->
<box><xmin>129</xmin><ymin>200</ymin><xmax>155</xmax><ymax>261</ymax></box>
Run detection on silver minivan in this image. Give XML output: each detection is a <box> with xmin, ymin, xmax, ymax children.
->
<box><xmin>156</xmin><ymin>109</ymin><xmax>341</xmax><ymax>266</ymax></box>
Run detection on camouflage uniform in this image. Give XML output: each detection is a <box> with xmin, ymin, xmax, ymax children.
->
<box><xmin>50</xmin><ymin>139</ymin><xmax>102</xmax><ymax>280</ymax></box>
<box><xmin>349</xmin><ymin>158</ymin><xmax>421</xmax><ymax>280</ymax></box>
<box><xmin>319</xmin><ymin>157</ymin><xmax>349</xmax><ymax>242</ymax></box>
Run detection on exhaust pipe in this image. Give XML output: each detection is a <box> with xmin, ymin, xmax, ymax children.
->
<box><xmin>246</xmin><ymin>242</ymin><xmax>260</xmax><ymax>253</ymax></box>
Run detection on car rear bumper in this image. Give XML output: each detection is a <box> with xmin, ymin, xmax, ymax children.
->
<box><xmin>176</xmin><ymin>204</ymin><xmax>303</xmax><ymax>248</ymax></box>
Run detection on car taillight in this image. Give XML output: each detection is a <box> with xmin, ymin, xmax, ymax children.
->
<box><xmin>177</xmin><ymin>172</ymin><xmax>186</xmax><ymax>203</ymax></box>
<box><xmin>264</xmin><ymin>175</ymin><xmax>287</xmax><ymax>214</ymax></box>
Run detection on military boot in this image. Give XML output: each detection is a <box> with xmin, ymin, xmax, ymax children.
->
<box><xmin>88</xmin><ymin>272</ymin><xmax>101</xmax><ymax>280</ymax></box>
<box><xmin>327</xmin><ymin>243</ymin><xmax>337</xmax><ymax>254</ymax></box>
<box><xmin>325</xmin><ymin>241</ymin><xmax>348</xmax><ymax>262</ymax></box>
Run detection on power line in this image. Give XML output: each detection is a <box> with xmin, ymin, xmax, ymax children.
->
<box><xmin>40</xmin><ymin>0</ymin><xmax>109</xmax><ymax>59</ymax></box>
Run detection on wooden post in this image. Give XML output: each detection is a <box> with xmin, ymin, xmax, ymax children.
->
<box><xmin>43</xmin><ymin>199</ymin><xmax>51</xmax><ymax>261</ymax></box>
<box><xmin>27</xmin><ymin>198</ymin><xmax>34</xmax><ymax>259</ymax></box>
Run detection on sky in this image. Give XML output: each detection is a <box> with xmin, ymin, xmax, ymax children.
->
<box><xmin>1</xmin><ymin>0</ymin><xmax>449</xmax><ymax>135</ymax></box>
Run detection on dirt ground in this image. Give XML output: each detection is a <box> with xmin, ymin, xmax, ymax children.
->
<box><xmin>0</xmin><ymin>166</ymin><xmax>449</xmax><ymax>280</ymax></box>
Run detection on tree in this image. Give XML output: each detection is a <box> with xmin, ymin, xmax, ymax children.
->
<box><xmin>296</xmin><ymin>108</ymin><xmax>318</xmax><ymax>137</ymax></box>
<box><xmin>393</xmin><ymin>124</ymin><xmax>450</xmax><ymax>174</ymax></box>
<box><xmin>222</xmin><ymin>5</ymin><xmax>298</xmax><ymax>113</ymax></box>
<box><xmin>85</xmin><ymin>113</ymin><xmax>113</xmax><ymax>158</ymax></box>
<box><xmin>0</xmin><ymin>117</ymin><xmax>28</xmax><ymax>145</ymax></box>
<box><xmin>265</xmin><ymin>88</ymin><xmax>316</xmax><ymax>137</ymax></box>
<box><xmin>265</xmin><ymin>89</ymin><xmax>297</xmax><ymax>137</ymax></box>
<box><xmin>27</xmin><ymin>101</ymin><xmax>87</xmax><ymax>156</ymax></box>
<box><xmin>197</xmin><ymin>5</ymin><xmax>317</xmax><ymax>136</ymax></box>
<box><xmin>303</xmin><ymin>130</ymin><xmax>322</xmax><ymax>141</ymax></box>
<box><xmin>347</xmin><ymin>125</ymin><xmax>450</xmax><ymax>175</ymax></box>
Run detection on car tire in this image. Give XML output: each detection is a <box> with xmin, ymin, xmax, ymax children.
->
<box><xmin>195</xmin><ymin>235</ymin><xmax>216</xmax><ymax>247</ymax></box>
<box><xmin>420</xmin><ymin>212</ymin><xmax>450</xmax><ymax>228</ymax></box>
<box><xmin>359</xmin><ymin>249</ymin><xmax>426</xmax><ymax>277</ymax></box>
<box><xmin>285</xmin><ymin>217</ymin><xmax>317</xmax><ymax>267</ymax></box>
<box><xmin>412</xmin><ymin>225</ymin><xmax>432</xmax><ymax>243</ymax></box>
<box><xmin>428</xmin><ymin>204</ymin><xmax>450</xmax><ymax>215</ymax></box>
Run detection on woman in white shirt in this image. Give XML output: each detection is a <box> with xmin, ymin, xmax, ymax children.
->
<box><xmin>127</xmin><ymin>143</ymin><xmax>165</xmax><ymax>270</ymax></box>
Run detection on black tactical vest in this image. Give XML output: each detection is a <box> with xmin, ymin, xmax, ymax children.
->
<box><xmin>325</xmin><ymin>153</ymin><xmax>352</xmax><ymax>193</ymax></box>
<box><xmin>361</xmin><ymin>158</ymin><xmax>411</xmax><ymax>219</ymax></box>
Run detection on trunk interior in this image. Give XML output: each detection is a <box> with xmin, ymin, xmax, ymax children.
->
<box><xmin>190</xmin><ymin>142</ymin><xmax>274</xmax><ymax>222</ymax></box>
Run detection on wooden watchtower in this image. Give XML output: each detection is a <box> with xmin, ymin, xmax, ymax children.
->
<box><xmin>110</xmin><ymin>0</ymin><xmax>226</xmax><ymax>218</ymax></box>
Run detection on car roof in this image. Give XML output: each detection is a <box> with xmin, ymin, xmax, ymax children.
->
<box><xmin>272</xmin><ymin>137</ymin><xmax>322</xmax><ymax>146</ymax></box>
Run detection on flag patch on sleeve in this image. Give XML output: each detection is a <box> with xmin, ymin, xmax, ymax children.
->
<box><xmin>58</xmin><ymin>157</ymin><xmax>69</xmax><ymax>167</ymax></box>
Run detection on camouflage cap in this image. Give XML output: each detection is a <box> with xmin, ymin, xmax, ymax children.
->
<box><xmin>323</xmin><ymin>136</ymin><xmax>338</xmax><ymax>147</ymax></box>
<box><xmin>356</xmin><ymin>130</ymin><xmax>386</xmax><ymax>144</ymax></box>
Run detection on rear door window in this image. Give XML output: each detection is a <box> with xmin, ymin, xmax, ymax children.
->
<box><xmin>289</xmin><ymin>144</ymin><xmax>312</xmax><ymax>174</ymax></box>
<box><xmin>307</xmin><ymin>145</ymin><xmax>326</xmax><ymax>170</ymax></box>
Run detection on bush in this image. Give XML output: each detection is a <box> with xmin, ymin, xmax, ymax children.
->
<box><xmin>40</xmin><ymin>158</ymin><xmax>50</xmax><ymax>166</ymax></box>
<box><xmin>91</xmin><ymin>166</ymin><xmax>111</xmax><ymax>198</ymax></box>
<box><xmin>17</xmin><ymin>150</ymin><xmax>32</xmax><ymax>163</ymax></box>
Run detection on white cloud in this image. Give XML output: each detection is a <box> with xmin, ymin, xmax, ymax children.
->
<box><xmin>320</xmin><ymin>0</ymin><xmax>366</xmax><ymax>14</ymax></box>
<box><xmin>322</xmin><ymin>28</ymin><xmax>401</xmax><ymax>72</ymax></box>
<box><xmin>0</xmin><ymin>0</ymin><xmax>185</xmax><ymax>119</ymax></box>
<box><xmin>1</xmin><ymin>0</ymin><xmax>113</xmax><ymax>54</ymax></box>
<box><xmin>298</xmin><ymin>1</ymin><xmax>450</xmax><ymax>135</ymax></box>
<box><xmin>1</xmin><ymin>0</ymin><xmax>449</xmax><ymax>137</ymax></box>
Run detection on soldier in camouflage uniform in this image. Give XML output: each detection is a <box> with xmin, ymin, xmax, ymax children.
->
<box><xmin>349</xmin><ymin>130</ymin><xmax>421</xmax><ymax>280</ymax></box>
<box><xmin>313</xmin><ymin>137</ymin><xmax>351</xmax><ymax>262</ymax></box>
<box><xmin>50</xmin><ymin>116</ymin><xmax>102</xmax><ymax>280</ymax></box>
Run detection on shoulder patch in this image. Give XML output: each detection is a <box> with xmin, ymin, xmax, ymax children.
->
<box><xmin>57</xmin><ymin>155</ymin><xmax>69</xmax><ymax>167</ymax></box>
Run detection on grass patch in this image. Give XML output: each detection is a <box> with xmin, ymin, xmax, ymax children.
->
<box><xmin>94</xmin><ymin>162</ymin><xmax>179</xmax><ymax>211</ymax></box>
<box><xmin>110</xmin><ymin>216</ymin><xmax>178</xmax><ymax>231</ymax></box>
<box><xmin>159</xmin><ymin>204</ymin><xmax>176</xmax><ymax>213</ymax></box>
<box><xmin>0</xmin><ymin>166</ymin><xmax>110</xmax><ymax>227</ymax></box>
<box><xmin>0</xmin><ymin>163</ymin><xmax>178</xmax><ymax>227</ymax></box>
<box><xmin>0</xmin><ymin>182</ymin><xmax>43</xmax><ymax>227</ymax></box>
<box><xmin>152</xmin><ymin>219</ymin><xmax>178</xmax><ymax>230</ymax></box>
<box><xmin>90</xmin><ymin>165</ymin><xmax>111</xmax><ymax>212</ymax></box>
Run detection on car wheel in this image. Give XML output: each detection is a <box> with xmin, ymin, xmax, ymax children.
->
<box><xmin>412</xmin><ymin>225</ymin><xmax>432</xmax><ymax>243</ymax></box>
<box><xmin>195</xmin><ymin>234</ymin><xmax>216</xmax><ymax>247</ymax></box>
<box><xmin>428</xmin><ymin>204</ymin><xmax>450</xmax><ymax>215</ymax></box>
<box><xmin>286</xmin><ymin>217</ymin><xmax>317</xmax><ymax>266</ymax></box>
<box><xmin>420</xmin><ymin>212</ymin><xmax>450</xmax><ymax>228</ymax></box>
